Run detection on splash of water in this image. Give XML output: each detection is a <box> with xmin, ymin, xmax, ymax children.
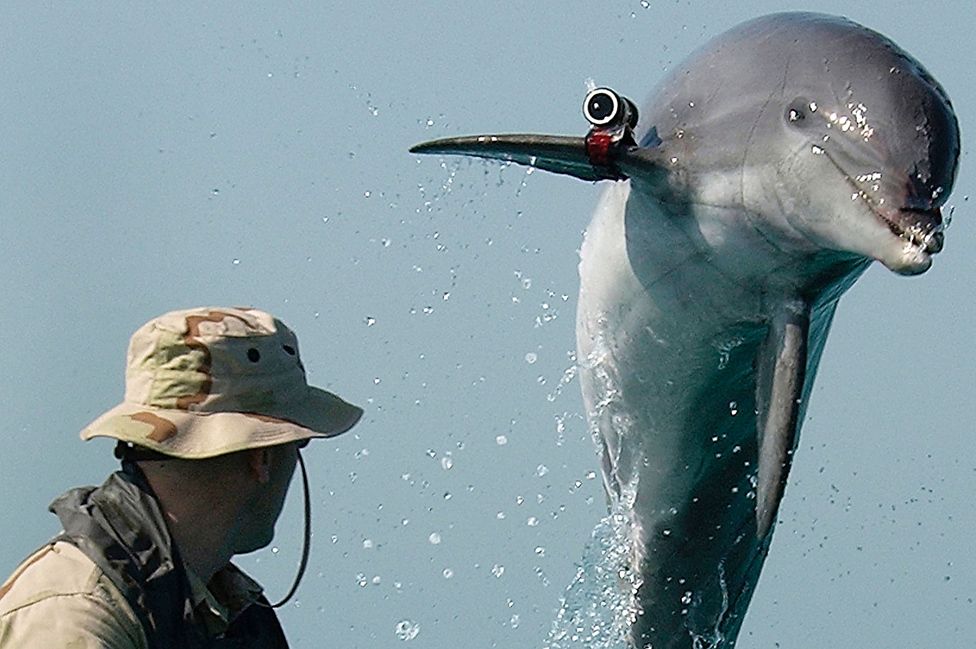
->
<box><xmin>546</xmin><ymin>328</ymin><xmax>643</xmax><ymax>649</ymax></box>
<box><xmin>544</xmin><ymin>487</ymin><xmax>642</xmax><ymax>649</ymax></box>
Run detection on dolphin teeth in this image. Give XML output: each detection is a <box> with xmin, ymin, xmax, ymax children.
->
<box><xmin>880</xmin><ymin>208</ymin><xmax>944</xmax><ymax>254</ymax></box>
<box><xmin>928</xmin><ymin>230</ymin><xmax>945</xmax><ymax>253</ymax></box>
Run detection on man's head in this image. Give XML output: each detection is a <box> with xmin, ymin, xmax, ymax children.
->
<box><xmin>79</xmin><ymin>307</ymin><xmax>362</xmax><ymax>562</ymax></box>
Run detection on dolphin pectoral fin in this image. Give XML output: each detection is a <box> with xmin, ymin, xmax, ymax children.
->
<box><xmin>755</xmin><ymin>299</ymin><xmax>811</xmax><ymax>538</ymax></box>
<box><xmin>410</xmin><ymin>134</ymin><xmax>610</xmax><ymax>181</ymax></box>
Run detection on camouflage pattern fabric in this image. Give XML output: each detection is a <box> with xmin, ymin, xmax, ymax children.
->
<box><xmin>81</xmin><ymin>307</ymin><xmax>363</xmax><ymax>458</ymax></box>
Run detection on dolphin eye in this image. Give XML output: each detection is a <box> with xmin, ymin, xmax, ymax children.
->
<box><xmin>786</xmin><ymin>98</ymin><xmax>814</xmax><ymax>127</ymax></box>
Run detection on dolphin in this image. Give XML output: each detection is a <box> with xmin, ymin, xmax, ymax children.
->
<box><xmin>411</xmin><ymin>12</ymin><xmax>959</xmax><ymax>648</ymax></box>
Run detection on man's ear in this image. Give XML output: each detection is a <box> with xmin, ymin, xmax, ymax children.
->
<box><xmin>247</xmin><ymin>447</ymin><xmax>272</xmax><ymax>484</ymax></box>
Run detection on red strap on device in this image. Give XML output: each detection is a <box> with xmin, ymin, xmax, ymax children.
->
<box><xmin>585</xmin><ymin>131</ymin><xmax>615</xmax><ymax>168</ymax></box>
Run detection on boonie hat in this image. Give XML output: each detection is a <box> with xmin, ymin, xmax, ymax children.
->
<box><xmin>81</xmin><ymin>307</ymin><xmax>363</xmax><ymax>459</ymax></box>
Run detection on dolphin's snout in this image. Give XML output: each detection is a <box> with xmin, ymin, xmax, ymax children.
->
<box><xmin>890</xmin><ymin>206</ymin><xmax>945</xmax><ymax>254</ymax></box>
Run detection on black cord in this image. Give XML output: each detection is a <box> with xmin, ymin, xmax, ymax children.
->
<box><xmin>258</xmin><ymin>448</ymin><xmax>312</xmax><ymax>609</ymax></box>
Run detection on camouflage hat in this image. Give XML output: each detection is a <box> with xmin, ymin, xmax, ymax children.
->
<box><xmin>81</xmin><ymin>307</ymin><xmax>363</xmax><ymax>459</ymax></box>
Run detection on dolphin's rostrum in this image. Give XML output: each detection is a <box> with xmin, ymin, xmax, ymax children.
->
<box><xmin>412</xmin><ymin>12</ymin><xmax>959</xmax><ymax>649</ymax></box>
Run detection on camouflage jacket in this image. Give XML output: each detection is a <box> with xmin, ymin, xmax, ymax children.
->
<box><xmin>0</xmin><ymin>465</ymin><xmax>288</xmax><ymax>648</ymax></box>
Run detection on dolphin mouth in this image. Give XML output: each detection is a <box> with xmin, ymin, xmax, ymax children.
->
<box><xmin>836</xmin><ymin>159</ymin><xmax>946</xmax><ymax>262</ymax></box>
<box><xmin>879</xmin><ymin>207</ymin><xmax>945</xmax><ymax>254</ymax></box>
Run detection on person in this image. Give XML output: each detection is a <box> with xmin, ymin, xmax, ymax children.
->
<box><xmin>0</xmin><ymin>307</ymin><xmax>363</xmax><ymax>648</ymax></box>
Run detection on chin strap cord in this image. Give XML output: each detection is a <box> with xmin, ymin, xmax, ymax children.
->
<box><xmin>258</xmin><ymin>449</ymin><xmax>311</xmax><ymax>609</ymax></box>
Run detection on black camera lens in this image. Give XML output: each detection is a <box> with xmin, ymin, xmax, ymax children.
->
<box><xmin>584</xmin><ymin>88</ymin><xmax>620</xmax><ymax>126</ymax></box>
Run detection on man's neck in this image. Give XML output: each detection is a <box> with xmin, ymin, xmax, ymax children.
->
<box><xmin>167</xmin><ymin>516</ymin><xmax>233</xmax><ymax>584</ymax></box>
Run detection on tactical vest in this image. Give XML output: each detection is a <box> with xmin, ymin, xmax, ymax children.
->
<box><xmin>48</xmin><ymin>463</ymin><xmax>289</xmax><ymax>649</ymax></box>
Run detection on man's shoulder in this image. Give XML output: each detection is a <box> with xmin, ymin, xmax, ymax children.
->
<box><xmin>0</xmin><ymin>541</ymin><xmax>105</xmax><ymax>613</ymax></box>
<box><xmin>0</xmin><ymin>541</ymin><xmax>145</xmax><ymax>648</ymax></box>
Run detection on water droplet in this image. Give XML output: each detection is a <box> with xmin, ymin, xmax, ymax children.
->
<box><xmin>440</xmin><ymin>456</ymin><xmax>454</xmax><ymax>470</ymax></box>
<box><xmin>535</xmin><ymin>464</ymin><xmax>549</xmax><ymax>477</ymax></box>
<box><xmin>495</xmin><ymin>435</ymin><xmax>508</xmax><ymax>446</ymax></box>
<box><xmin>524</xmin><ymin>352</ymin><xmax>538</xmax><ymax>364</ymax></box>
<box><xmin>232</xmin><ymin>258</ymin><xmax>241</xmax><ymax>265</ymax></box>
<box><xmin>363</xmin><ymin>539</ymin><xmax>374</xmax><ymax>549</ymax></box>
<box><xmin>394</xmin><ymin>620</ymin><xmax>420</xmax><ymax>641</ymax></box>
<box><xmin>428</xmin><ymin>532</ymin><xmax>442</xmax><ymax>545</ymax></box>
<box><xmin>491</xmin><ymin>564</ymin><xmax>505</xmax><ymax>578</ymax></box>
<box><xmin>442</xmin><ymin>568</ymin><xmax>454</xmax><ymax>579</ymax></box>
<box><xmin>729</xmin><ymin>401</ymin><xmax>738</xmax><ymax>416</ymax></box>
<box><xmin>271</xmin><ymin>546</ymin><xmax>279</xmax><ymax>554</ymax></box>
<box><xmin>365</xmin><ymin>316</ymin><xmax>376</xmax><ymax>326</ymax></box>
<box><xmin>527</xmin><ymin>516</ymin><xmax>539</xmax><ymax>527</ymax></box>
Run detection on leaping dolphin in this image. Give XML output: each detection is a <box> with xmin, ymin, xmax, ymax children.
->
<box><xmin>411</xmin><ymin>12</ymin><xmax>959</xmax><ymax>648</ymax></box>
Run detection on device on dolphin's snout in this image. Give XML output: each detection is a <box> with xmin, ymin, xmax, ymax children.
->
<box><xmin>583</xmin><ymin>87</ymin><xmax>639</xmax><ymax>129</ymax></box>
<box><xmin>582</xmin><ymin>87</ymin><xmax>639</xmax><ymax>179</ymax></box>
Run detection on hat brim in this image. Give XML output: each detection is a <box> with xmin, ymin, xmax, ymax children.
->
<box><xmin>80</xmin><ymin>386</ymin><xmax>363</xmax><ymax>459</ymax></box>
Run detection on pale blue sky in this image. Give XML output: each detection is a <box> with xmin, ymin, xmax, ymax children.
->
<box><xmin>1</xmin><ymin>2</ymin><xmax>973</xmax><ymax>647</ymax></box>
